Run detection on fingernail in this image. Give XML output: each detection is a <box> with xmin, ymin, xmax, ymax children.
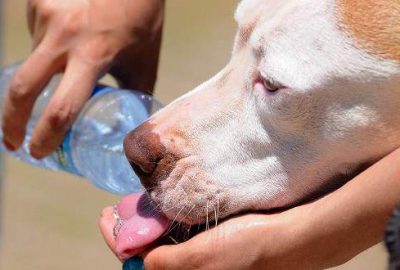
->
<box><xmin>3</xmin><ymin>138</ymin><xmax>16</xmax><ymax>151</ymax></box>
<box><xmin>29</xmin><ymin>146</ymin><xmax>43</xmax><ymax>160</ymax></box>
<box><xmin>123</xmin><ymin>257</ymin><xmax>144</xmax><ymax>270</ymax></box>
<box><xmin>30</xmin><ymin>151</ymin><xmax>44</xmax><ymax>160</ymax></box>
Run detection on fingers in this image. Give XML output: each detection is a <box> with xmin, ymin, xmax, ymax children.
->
<box><xmin>142</xmin><ymin>214</ymin><xmax>272</xmax><ymax>270</ymax></box>
<box><xmin>143</xmin><ymin>244</ymin><xmax>187</xmax><ymax>270</ymax></box>
<box><xmin>143</xmin><ymin>240</ymin><xmax>208</xmax><ymax>270</ymax></box>
<box><xmin>98</xmin><ymin>206</ymin><xmax>118</xmax><ymax>255</ymax></box>
<box><xmin>28</xmin><ymin>0</ymin><xmax>54</xmax><ymax>50</ymax></box>
<box><xmin>98</xmin><ymin>205</ymin><xmax>183</xmax><ymax>267</ymax></box>
<box><xmin>27</xmin><ymin>0</ymin><xmax>37</xmax><ymax>35</ymax></box>
<box><xmin>2</xmin><ymin>43</ymin><xmax>62</xmax><ymax>151</ymax></box>
<box><xmin>29</xmin><ymin>57</ymin><xmax>102</xmax><ymax>158</ymax></box>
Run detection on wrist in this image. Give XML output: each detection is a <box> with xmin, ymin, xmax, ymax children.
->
<box><xmin>298</xmin><ymin>188</ymin><xmax>391</xmax><ymax>269</ymax></box>
<box><xmin>125</xmin><ymin>0</ymin><xmax>165</xmax><ymax>34</ymax></box>
<box><xmin>253</xmin><ymin>203</ymin><xmax>349</xmax><ymax>270</ymax></box>
<box><xmin>296</xmin><ymin>201</ymin><xmax>347</xmax><ymax>269</ymax></box>
<box><xmin>252</xmin><ymin>209</ymin><xmax>318</xmax><ymax>270</ymax></box>
<box><xmin>110</xmin><ymin>0</ymin><xmax>165</xmax><ymax>93</ymax></box>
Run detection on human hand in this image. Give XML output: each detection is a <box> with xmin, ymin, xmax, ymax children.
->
<box><xmin>140</xmin><ymin>210</ymin><xmax>316</xmax><ymax>270</ymax></box>
<box><xmin>99</xmin><ymin>198</ymin><xmax>339</xmax><ymax>270</ymax></box>
<box><xmin>2</xmin><ymin>0</ymin><xmax>164</xmax><ymax>158</ymax></box>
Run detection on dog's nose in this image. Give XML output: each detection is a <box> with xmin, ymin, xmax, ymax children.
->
<box><xmin>123</xmin><ymin>123</ymin><xmax>165</xmax><ymax>189</ymax></box>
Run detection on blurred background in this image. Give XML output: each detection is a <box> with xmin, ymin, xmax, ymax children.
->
<box><xmin>0</xmin><ymin>1</ymin><xmax>388</xmax><ymax>269</ymax></box>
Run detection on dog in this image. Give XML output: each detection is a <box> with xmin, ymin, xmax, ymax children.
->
<box><xmin>102</xmin><ymin>0</ymin><xmax>400</xmax><ymax>259</ymax></box>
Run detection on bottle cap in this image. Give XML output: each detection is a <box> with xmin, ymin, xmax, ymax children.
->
<box><xmin>122</xmin><ymin>257</ymin><xmax>144</xmax><ymax>270</ymax></box>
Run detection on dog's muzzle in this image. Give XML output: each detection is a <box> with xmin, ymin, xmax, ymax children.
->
<box><xmin>123</xmin><ymin>122</ymin><xmax>178</xmax><ymax>190</ymax></box>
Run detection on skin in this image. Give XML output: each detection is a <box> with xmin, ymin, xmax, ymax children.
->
<box><xmin>100</xmin><ymin>147</ymin><xmax>400</xmax><ymax>269</ymax></box>
<box><xmin>1</xmin><ymin>0</ymin><xmax>165</xmax><ymax>158</ymax></box>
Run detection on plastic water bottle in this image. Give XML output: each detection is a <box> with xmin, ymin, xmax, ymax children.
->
<box><xmin>0</xmin><ymin>63</ymin><xmax>162</xmax><ymax>195</ymax></box>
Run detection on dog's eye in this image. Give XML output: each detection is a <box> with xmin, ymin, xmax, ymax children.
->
<box><xmin>262</xmin><ymin>77</ymin><xmax>282</xmax><ymax>92</ymax></box>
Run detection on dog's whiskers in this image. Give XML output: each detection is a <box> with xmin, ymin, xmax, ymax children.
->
<box><xmin>214</xmin><ymin>207</ymin><xmax>218</xmax><ymax>228</ymax></box>
<box><xmin>216</xmin><ymin>198</ymin><xmax>220</xmax><ymax>227</ymax></box>
<box><xmin>163</xmin><ymin>206</ymin><xmax>186</xmax><ymax>236</ymax></box>
<box><xmin>164</xmin><ymin>204</ymin><xmax>195</xmax><ymax>240</ymax></box>
<box><xmin>196</xmin><ymin>212</ymin><xmax>202</xmax><ymax>232</ymax></box>
<box><xmin>168</xmin><ymin>235</ymin><xmax>179</xmax><ymax>244</ymax></box>
<box><xmin>181</xmin><ymin>205</ymin><xmax>195</xmax><ymax>223</ymax></box>
<box><xmin>183</xmin><ymin>224</ymin><xmax>192</xmax><ymax>241</ymax></box>
<box><xmin>206</xmin><ymin>201</ymin><xmax>210</xmax><ymax>231</ymax></box>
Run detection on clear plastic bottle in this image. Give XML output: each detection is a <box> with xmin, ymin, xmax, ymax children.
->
<box><xmin>0</xmin><ymin>63</ymin><xmax>161</xmax><ymax>195</ymax></box>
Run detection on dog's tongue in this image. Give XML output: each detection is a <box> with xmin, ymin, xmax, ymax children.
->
<box><xmin>115</xmin><ymin>193</ymin><xmax>170</xmax><ymax>260</ymax></box>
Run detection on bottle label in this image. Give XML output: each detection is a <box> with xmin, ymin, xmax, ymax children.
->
<box><xmin>55</xmin><ymin>85</ymin><xmax>112</xmax><ymax>175</ymax></box>
<box><xmin>56</xmin><ymin>130</ymin><xmax>81</xmax><ymax>175</ymax></box>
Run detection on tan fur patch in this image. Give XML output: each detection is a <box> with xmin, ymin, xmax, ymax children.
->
<box><xmin>338</xmin><ymin>0</ymin><xmax>400</xmax><ymax>61</ymax></box>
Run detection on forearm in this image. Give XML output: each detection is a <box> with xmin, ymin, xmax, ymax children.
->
<box><xmin>304</xmin><ymin>148</ymin><xmax>400</xmax><ymax>268</ymax></box>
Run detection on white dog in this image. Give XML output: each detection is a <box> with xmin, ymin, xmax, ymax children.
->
<box><xmin>125</xmin><ymin>0</ymin><xmax>400</xmax><ymax>223</ymax></box>
<box><xmin>108</xmin><ymin>0</ymin><xmax>400</xmax><ymax>259</ymax></box>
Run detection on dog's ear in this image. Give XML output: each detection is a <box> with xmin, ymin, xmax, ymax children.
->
<box><xmin>339</xmin><ymin>0</ymin><xmax>400</xmax><ymax>62</ymax></box>
<box><xmin>234</xmin><ymin>0</ymin><xmax>263</xmax><ymax>26</ymax></box>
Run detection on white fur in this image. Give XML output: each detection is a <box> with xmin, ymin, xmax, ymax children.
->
<box><xmin>144</xmin><ymin>0</ymin><xmax>400</xmax><ymax>223</ymax></box>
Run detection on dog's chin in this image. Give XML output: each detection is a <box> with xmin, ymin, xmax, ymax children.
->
<box><xmin>144</xmin><ymin>154</ymin><xmax>376</xmax><ymax>228</ymax></box>
<box><xmin>145</xmin><ymin>167</ymin><xmax>233</xmax><ymax>225</ymax></box>
<box><xmin>147</xmin><ymin>187</ymin><xmax>230</xmax><ymax>226</ymax></box>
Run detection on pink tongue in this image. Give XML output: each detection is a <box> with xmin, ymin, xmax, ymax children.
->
<box><xmin>115</xmin><ymin>193</ymin><xmax>170</xmax><ymax>260</ymax></box>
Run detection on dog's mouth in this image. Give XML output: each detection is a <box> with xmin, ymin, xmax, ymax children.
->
<box><xmin>112</xmin><ymin>158</ymin><xmax>376</xmax><ymax>260</ymax></box>
<box><xmin>112</xmin><ymin>193</ymin><xmax>170</xmax><ymax>260</ymax></box>
<box><xmin>113</xmin><ymin>191</ymin><xmax>229</xmax><ymax>260</ymax></box>
<box><xmin>112</xmin><ymin>188</ymin><xmax>339</xmax><ymax>260</ymax></box>
<box><xmin>112</xmin><ymin>191</ymin><xmax>280</xmax><ymax>260</ymax></box>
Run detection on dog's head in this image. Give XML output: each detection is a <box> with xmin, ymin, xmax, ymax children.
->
<box><xmin>124</xmin><ymin>0</ymin><xmax>400</xmax><ymax>224</ymax></box>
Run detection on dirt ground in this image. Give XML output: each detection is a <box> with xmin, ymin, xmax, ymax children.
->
<box><xmin>0</xmin><ymin>1</ymin><xmax>388</xmax><ymax>269</ymax></box>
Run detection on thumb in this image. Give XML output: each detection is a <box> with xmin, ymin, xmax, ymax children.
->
<box><xmin>143</xmin><ymin>242</ymin><xmax>206</xmax><ymax>270</ymax></box>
